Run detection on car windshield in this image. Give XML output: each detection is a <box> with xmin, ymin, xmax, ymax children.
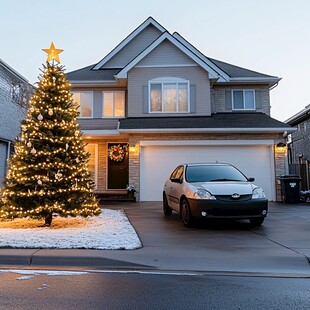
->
<box><xmin>185</xmin><ymin>165</ymin><xmax>248</xmax><ymax>183</ymax></box>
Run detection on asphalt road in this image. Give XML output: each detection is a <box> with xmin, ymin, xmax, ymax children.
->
<box><xmin>1</xmin><ymin>270</ymin><xmax>310</xmax><ymax>310</ymax></box>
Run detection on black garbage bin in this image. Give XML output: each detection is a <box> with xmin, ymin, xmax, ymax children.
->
<box><xmin>280</xmin><ymin>175</ymin><xmax>301</xmax><ymax>203</ymax></box>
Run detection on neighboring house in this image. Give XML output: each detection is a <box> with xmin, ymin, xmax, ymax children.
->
<box><xmin>67</xmin><ymin>17</ymin><xmax>294</xmax><ymax>202</ymax></box>
<box><xmin>0</xmin><ymin>59</ymin><xmax>31</xmax><ymax>188</ymax></box>
<box><xmin>285</xmin><ymin>104</ymin><xmax>310</xmax><ymax>190</ymax></box>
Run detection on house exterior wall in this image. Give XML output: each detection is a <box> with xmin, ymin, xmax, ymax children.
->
<box><xmin>213</xmin><ymin>85</ymin><xmax>271</xmax><ymax>115</ymax></box>
<box><xmin>0</xmin><ymin>62</ymin><xmax>31</xmax><ymax>188</ymax></box>
<box><xmin>127</xmin><ymin>66</ymin><xmax>210</xmax><ymax>117</ymax></box>
<box><xmin>0</xmin><ymin>67</ymin><xmax>26</xmax><ymax>141</ymax></box>
<box><xmin>103</xmin><ymin>24</ymin><xmax>162</xmax><ymax>68</ymax></box>
<box><xmin>0</xmin><ymin>142</ymin><xmax>7</xmax><ymax>187</ymax></box>
<box><xmin>288</xmin><ymin>118</ymin><xmax>310</xmax><ymax>163</ymax></box>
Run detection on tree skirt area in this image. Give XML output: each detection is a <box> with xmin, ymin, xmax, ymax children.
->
<box><xmin>0</xmin><ymin>209</ymin><xmax>142</xmax><ymax>250</ymax></box>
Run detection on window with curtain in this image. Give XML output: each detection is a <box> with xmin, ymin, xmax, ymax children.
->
<box><xmin>103</xmin><ymin>91</ymin><xmax>125</xmax><ymax>117</ymax></box>
<box><xmin>149</xmin><ymin>78</ymin><xmax>189</xmax><ymax>113</ymax></box>
<box><xmin>72</xmin><ymin>91</ymin><xmax>93</xmax><ymax>117</ymax></box>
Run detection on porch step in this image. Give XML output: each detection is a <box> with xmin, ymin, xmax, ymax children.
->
<box><xmin>96</xmin><ymin>193</ymin><xmax>136</xmax><ymax>202</ymax></box>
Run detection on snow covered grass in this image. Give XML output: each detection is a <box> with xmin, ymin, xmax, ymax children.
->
<box><xmin>0</xmin><ymin>209</ymin><xmax>142</xmax><ymax>250</ymax></box>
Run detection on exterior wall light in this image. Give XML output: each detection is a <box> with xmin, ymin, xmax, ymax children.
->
<box><xmin>129</xmin><ymin>145</ymin><xmax>136</xmax><ymax>153</ymax></box>
<box><xmin>275</xmin><ymin>142</ymin><xmax>287</xmax><ymax>153</ymax></box>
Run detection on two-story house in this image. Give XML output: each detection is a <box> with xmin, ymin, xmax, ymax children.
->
<box><xmin>0</xmin><ymin>59</ymin><xmax>31</xmax><ymax>188</ymax></box>
<box><xmin>285</xmin><ymin>104</ymin><xmax>310</xmax><ymax>191</ymax></box>
<box><xmin>67</xmin><ymin>17</ymin><xmax>294</xmax><ymax>202</ymax></box>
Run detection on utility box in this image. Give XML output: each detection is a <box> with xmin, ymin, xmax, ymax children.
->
<box><xmin>280</xmin><ymin>175</ymin><xmax>301</xmax><ymax>203</ymax></box>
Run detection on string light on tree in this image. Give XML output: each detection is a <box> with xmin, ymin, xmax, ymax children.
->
<box><xmin>0</xmin><ymin>42</ymin><xmax>100</xmax><ymax>226</ymax></box>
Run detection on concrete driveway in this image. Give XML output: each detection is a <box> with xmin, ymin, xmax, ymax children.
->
<box><xmin>97</xmin><ymin>201</ymin><xmax>310</xmax><ymax>275</ymax></box>
<box><xmin>1</xmin><ymin>201</ymin><xmax>310</xmax><ymax>276</ymax></box>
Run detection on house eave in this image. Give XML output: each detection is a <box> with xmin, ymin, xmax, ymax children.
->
<box><xmin>217</xmin><ymin>77</ymin><xmax>281</xmax><ymax>86</ymax></box>
<box><xmin>69</xmin><ymin>80</ymin><xmax>117</xmax><ymax>87</ymax></box>
<box><xmin>285</xmin><ymin>106</ymin><xmax>310</xmax><ymax>125</ymax></box>
<box><xmin>119</xmin><ymin>127</ymin><xmax>296</xmax><ymax>134</ymax></box>
<box><xmin>81</xmin><ymin>130</ymin><xmax>121</xmax><ymax>137</ymax></box>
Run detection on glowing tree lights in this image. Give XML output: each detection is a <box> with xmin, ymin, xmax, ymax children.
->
<box><xmin>0</xmin><ymin>43</ymin><xmax>100</xmax><ymax>226</ymax></box>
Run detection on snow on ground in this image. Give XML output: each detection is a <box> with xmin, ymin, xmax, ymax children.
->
<box><xmin>0</xmin><ymin>209</ymin><xmax>142</xmax><ymax>250</ymax></box>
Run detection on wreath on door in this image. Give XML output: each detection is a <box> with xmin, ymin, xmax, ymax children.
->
<box><xmin>108</xmin><ymin>144</ymin><xmax>125</xmax><ymax>162</ymax></box>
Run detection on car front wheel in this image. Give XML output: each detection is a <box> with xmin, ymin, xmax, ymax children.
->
<box><xmin>249</xmin><ymin>217</ymin><xmax>264</xmax><ymax>226</ymax></box>
<box><xmin>180</xmin><ymin>198</ymin><xmax>193</xmax><ymax>228</ymax></box>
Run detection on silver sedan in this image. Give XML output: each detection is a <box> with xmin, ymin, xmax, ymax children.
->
<box><xmin>163</xmin><ymin>163</ymin><xmax>268</xmax><ymax>227</ymax></box>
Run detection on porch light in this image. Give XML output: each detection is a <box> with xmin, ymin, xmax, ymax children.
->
<box><xmin>275</xmin><ymin>142</ymin><xmax>286</xmax><ymax>153</ymax></box>
<box><xmin>129</xmin><ymin>145</ymin><xmax>136</xmax><ymax>153</ymax></box>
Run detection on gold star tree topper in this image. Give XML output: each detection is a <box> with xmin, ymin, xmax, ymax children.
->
<box><xmin>42</xmin><ymin>42</ymin><xmax>63</xmax><ymax>63</ymax></box>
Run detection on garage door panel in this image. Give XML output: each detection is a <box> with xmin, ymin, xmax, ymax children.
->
<box><xmin>140</xmin><ymin>145</ymin><xmax>274</xmax><ymax>201</ymax></box>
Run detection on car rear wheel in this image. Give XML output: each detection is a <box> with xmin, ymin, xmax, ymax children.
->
<box><xmin>180</xmin><ymin>199</ymin><xmax>193</xmax><ymax>228</ymax></box>
<box><xmin>163</xmin><ymin>193</ymin><xmax>172</xmax><ymax>216</ymax></box>
<box><xmin>249</xmin><ymin>217</ymin><xmax>264</xmax><ymax>226</ymax></box>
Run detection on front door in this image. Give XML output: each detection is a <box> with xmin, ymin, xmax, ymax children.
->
<box><xmin>107</xmin><ymin>143</ymin><xmax>129</xmax><ymax>189</ymax></box>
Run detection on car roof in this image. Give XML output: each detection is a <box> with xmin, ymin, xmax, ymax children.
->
<box><xmin>184</xmin><ymin>162</ymin><xmax>231</xmax><ymax>167</ymax></box>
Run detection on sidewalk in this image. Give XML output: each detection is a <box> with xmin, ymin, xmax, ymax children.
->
<box><xmin>1</xmin><ymin>202</ymin><xmax>310</xmax><ymax>276</ymax></box>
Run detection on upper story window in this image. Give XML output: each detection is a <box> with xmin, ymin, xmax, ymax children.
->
<box><xmin>232</xmin><ymin>90</ymin><xmax>255</xmax><ymax>110</ymax></box>
<box><xmin>72</xmin><ymin>91</ymin><xmax>93</xmax><ymax>118</ymax></box>
<box><xmin>103</xmin><ymin>91</ymin><xmax>125</xmax><ymax>117</ymax></box>
<box><xmin>149</xmin><ymin>77</ymin><xmax>190</xmax><ymax>113</ymax></box>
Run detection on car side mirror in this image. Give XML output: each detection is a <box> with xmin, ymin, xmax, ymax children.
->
<box><xmin>248</xmin><ymin>177</ymin><xmax>255</xmax><ymax>182</ymax></box>
<box><xmin>171</xmin><ymin>178</ymin><xmax>183</xmax><ymax>184</ymax></box>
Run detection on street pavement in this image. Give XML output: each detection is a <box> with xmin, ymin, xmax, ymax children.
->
<box><xmin>0</xmin><ymin>201</ymin><xmax>310</xmax><ymax>276</ymax></box>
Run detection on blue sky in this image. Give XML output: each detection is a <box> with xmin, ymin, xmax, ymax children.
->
<box><xmin>1</xmin><ymin>0</ymin><xmax>309</xmax><ymax>121</ymax></box>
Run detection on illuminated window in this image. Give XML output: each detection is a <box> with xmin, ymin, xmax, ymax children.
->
<box><xmin>232</xmin><ymin>90</ymin><xmax>255</xmax><ymax>110</ymax></box>
<box><xmin>149</xmin><ymin>77</ymin><xmax>189</xmax><ymax>113</ymax></box>
<box><xmin>72</xmin><ymin>91</ymin><xmax>93</xmax><ymax>117</ymax></box>
<box><xmin>103</xmin><ymin>91</ymin><xmax>125</xmax><ymax>117</ymax></box>
<box><xmin>85</xmin><ymin>143</ymin><xmax>98</xmax><ymax>189</ymax></box>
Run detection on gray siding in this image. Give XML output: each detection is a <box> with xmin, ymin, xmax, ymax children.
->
<box><xmin>103</xmin><ymin>25</ymin><xmax>163</xmax><ymax>68</ymax></box>
<box><xmin>78</xmin><ymin>118</ymin><xmax>119</xmax><ymax>130</ymax></box>
<box><xmin>137</xmin><ymin>40</ymin><xmax>197</xmax><ymax>66</ymax></box>
<box><xmin>213</xmin><ymin>85</ymin><xmax>271</xmax><ymax>115</ymax></box>
<box><xmin>127</xmin><ymin>66</ymin><xmax>211</xmax><ymax>117</ymax></box>
<box><xmin>0</xmin><ymin>63</ymin><xmax>30</xmax><ymax>188</ymax></box>
<box><xmin>0</xmin><ymin>68</ymin><xmax>26</xmax><ymax>141</ymax></box>
<box><xmin>0</xmin><ymin>142</ymin><xmax>7</xmax><ymax>188</ymax></box>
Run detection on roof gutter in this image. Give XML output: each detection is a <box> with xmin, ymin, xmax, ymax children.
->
<box><xmin>119</xmin><ymin>127</ymin><xmax>296</xmax><ymax>134</ymax></box>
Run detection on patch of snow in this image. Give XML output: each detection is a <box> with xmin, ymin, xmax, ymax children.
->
<box><xmin>16</xmin><ymin>275</ymin><xmax>35</xmax><ymax>280</ymax></box>
<box><xmin>0</xmin><ymin>269</ymin><xmax>88</xmax><ymax>276</ymax></box>
<box><xmin>0</xmin><ymin>209</ymin><xmax>142</xmax><ymax>250</ymax></box>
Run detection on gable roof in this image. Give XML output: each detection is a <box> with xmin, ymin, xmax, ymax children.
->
<box><xmin>93</xmin><ymin>17</ymin><xmax>166</xmax><ymax>70</ymax></box>
<box><xmin>115</xmin><ymin>32</ymin><xmax>221</xmax><ymax>80</ymax></box>
<box><xmin>67</xmin><ymin>17</ymin><xmax>280</xmax><ymax>86</ymax></box>
<box><xmin>119</xmin><ymin>113</ymin><xmax>294</xmax><ymax>133</ymax></box>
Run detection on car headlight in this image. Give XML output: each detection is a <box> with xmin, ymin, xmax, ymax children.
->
<box><xmin>252</xmin><ymin>187</ymin><xmax>266</xmax><ymax>199</ymax></box>
<box><xmin>194</xmin><ymin>189</ymin><xmax>216</xmax><ymax>200</ymax></box>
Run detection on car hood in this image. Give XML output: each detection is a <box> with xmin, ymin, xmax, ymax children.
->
<box><xmin>193</xmin><ymin>181</ymin><xmax>255</xmax><ymax>195</ymax></box>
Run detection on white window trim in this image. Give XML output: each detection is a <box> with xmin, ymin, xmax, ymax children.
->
<box><xmin>102</xmin><ymin>91</ymin><xmax>125</xmax><ymax>118</ymax></box>
<box><xmin>86</xmin><ymin>143</ymin><xmax>98</xmax><ymax>190</ymax></box>
<box><xmin>232</xmin><ymin>89</ymin><xmax>256</xmax><ymax>111</ymax></box>
<box><xmin>73</xmin><ymin>91</ymin><xmax>94</xmax><ymax>118</ymax></box>
<box><xmin>148</xmin><ymin>77</ymin><xmax>190</xmax><ymax>113</ymax></box>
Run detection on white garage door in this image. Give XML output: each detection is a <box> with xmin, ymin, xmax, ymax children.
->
<box><xmin>140</xmin><ymin>144</ymin><xmax>274</xmax><ymax>201</ymax></box>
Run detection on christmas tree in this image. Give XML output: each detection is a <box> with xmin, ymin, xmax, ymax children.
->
<box><xmin>0</xmin><ymin>42</ymin><xmax>101</xmax><ymax>226</ymax></box>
